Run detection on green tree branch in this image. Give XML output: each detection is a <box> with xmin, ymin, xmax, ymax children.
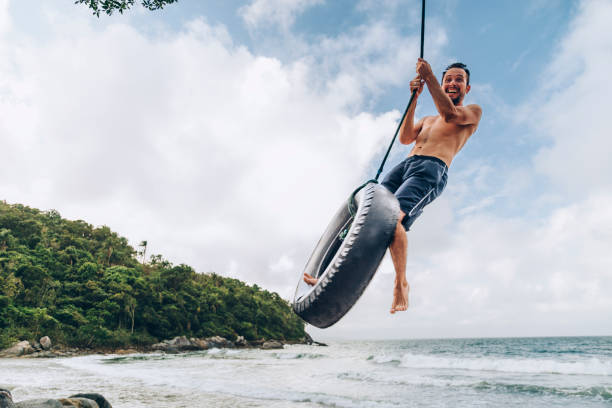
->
<box><xmin>75</xmin><ymin>0</ymin><xmax>178</xmax><ymax>17</ymax></box>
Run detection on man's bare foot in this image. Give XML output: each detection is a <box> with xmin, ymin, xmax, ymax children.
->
<box><xmin>390</xmin><ymin>280</ymin><xmax>409</xmax><ymax>314</ymax></box>
<box><xmin>303</xmin><ymin>273</ymin><xmax>318</xmax><ymax>286</ymax></box>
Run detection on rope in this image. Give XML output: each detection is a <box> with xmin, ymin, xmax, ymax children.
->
<box><xmin>374</xmin><ymin>0</ymin><xmax>426</xmax><ymax>182</ymax></box>
<box><xmin>343</xmin><ymin>0</ymin><xmax>426</xmax><ymax>229</ymax></box>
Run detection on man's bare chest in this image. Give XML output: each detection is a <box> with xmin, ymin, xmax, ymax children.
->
<box><xmin>419</xmin><ymin>116</ymin><xmax>470</xmax><ymax>143</ymax></box>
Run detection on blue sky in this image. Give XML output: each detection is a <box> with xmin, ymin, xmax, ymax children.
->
<box><xmin>1</xmin><ymin>0</ymin><xmax>611</xmax><ymax>340</ymax></box>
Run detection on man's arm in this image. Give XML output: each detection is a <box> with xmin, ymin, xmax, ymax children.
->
<box><xmin>417</xmin><ymin>59</ymin><xmax>482</xmax><ymax>125</ymax></box>
<box><xmin>399</xmin><ymin>116</ymin><xmax>424</xmax><ymax>145</ymax></box>
<box><xmin>398</xmin><ymin>76</ymin><xmax>425</xmax><ymax>145</ymax></box>
<box><xmin>436</xmin><ymin>103</ymin><xmax>482</xmax><ymax>126</ymax></box>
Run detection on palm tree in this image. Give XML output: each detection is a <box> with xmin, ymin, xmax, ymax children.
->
<box><xmin>139</xmin><ymin>241</ymin><xmax>148</xmax><ymax>265</ymax></box>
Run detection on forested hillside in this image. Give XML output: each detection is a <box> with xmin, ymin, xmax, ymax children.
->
<box><xmin>0</xmin><ymin>201</ymin><xmax>304</xmax><ymax>349</ymax></box>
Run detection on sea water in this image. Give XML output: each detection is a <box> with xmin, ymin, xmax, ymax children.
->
<box><xmin>1</xmin><ymin>337</ymin><xmax>611</xmax><ymax>407</ymax></box>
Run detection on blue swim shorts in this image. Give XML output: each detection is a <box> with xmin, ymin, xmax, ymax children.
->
<box><xmin>381</xmin><ymin>155</ymin><xmax>448</xmax><ymax>231</ymax></box>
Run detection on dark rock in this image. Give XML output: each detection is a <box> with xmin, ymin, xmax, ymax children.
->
<box><xmin>69</xmin><ymin>394</ymin><xmax>111</xmax><ymax>408</ymax></box>
<box><xmin>13</xmin><ymin>399</ymin><xmax>62</xmax><ymax>407</ymax></box>
<box><xmin>39</xmin><ymin>337</ymin><xmax>52</xmax><ymax>351</ymax></box>
<box><xmin>205</xmin><ymin>336</ymin><xmax>233</xmax><ymax>348</ymax></box>
<box><xmin>152</xmin><ymin>336</ymin><xmax>199</xmax><ymax>353</ymax></box>
<box><xmin>170</xmin><ymin>336</ymin><xmax>193</xmax><ymax>349</ymax></box>
<box><xmin>303</xmin><ymin>332</ymin><xmax>314</xmax><ymax>345</ymax></box>
<box><xmin>303</xmin><ymin>332</ymin><xmax>327</xmax><ymax>346</ymax></box>
<box><xmin>189</xmin><ymin>338</ymin><xmax>209</xmax><ymax>350</ymax></box>
<box><xmin>58</xmin><ymin>398</ymin><xmax>98</xmax><ymax>407</ymax></box>
<box><xmin>0</xmin><ymin>388</ymin><xmax>14</xmax><ymax>408</ymax></box>
<box><xmin>234</xmin><ymin>336</ymin><xmax>248</xmax><ymax>348</ymax></box>
<box><xmin>261</xmin><ymin>340</ymin><xmax>283</xmax><ymax>350</ymax></box>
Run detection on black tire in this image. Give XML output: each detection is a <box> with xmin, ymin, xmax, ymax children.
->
<box><xmin>292</xmin><ymin>182</ymin><xmax>400</xmax><ymax>328</ymax></box>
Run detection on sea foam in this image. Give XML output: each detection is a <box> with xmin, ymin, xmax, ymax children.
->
<box><xmin>393</xmin><ymin>353</ymin><xmax>612</xmax><ymax>376</ymax></box>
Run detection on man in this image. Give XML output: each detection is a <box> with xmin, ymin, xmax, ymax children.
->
<box><xmin>384</xmin><ymin>58</ymin><xmax>481</xmax><ymax>313</ymax></box>
<box><xmin>305</xmin><ymin>58</ymin><xmax>482</xmax><ymax>314</ymax></box>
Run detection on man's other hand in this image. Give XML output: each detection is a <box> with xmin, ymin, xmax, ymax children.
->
<box><xmin>410</xmin><ymin>75</ymin><xmax>424</xmax><ymax>96</ymax></box>
<box><xmin>416</xmin><ymin>58</ymin><xmax>434</xmax><ymax>80</ymax></box>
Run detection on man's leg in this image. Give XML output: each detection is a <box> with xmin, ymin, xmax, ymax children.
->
<box><xmin>389</xmin><ymin>211</ymin><xmax>409</xmax><ymax>313</ymax></box>
<box><xmin>305</xmin><ymin>211</ymin><xmax>411</xmax><ymax>309</ymax></box>
<box><xmin>303</xmin><ymin>273</ymin><xmax>317</xmax><ymax>285</ymax></box>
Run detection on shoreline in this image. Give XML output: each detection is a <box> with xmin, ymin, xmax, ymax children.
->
<box><xmin>0</xmin><ymin>334</ymin><xmax>326</xmax><ymax>359</ymax></box>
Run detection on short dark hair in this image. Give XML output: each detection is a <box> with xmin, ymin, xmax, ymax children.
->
<box><xmin>442</xmin><ymin>62</ymin><xmax>470</xmax><ymax>85</ymax></box>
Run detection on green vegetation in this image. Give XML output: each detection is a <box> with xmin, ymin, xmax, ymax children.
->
<box><xmin>76</xmin><ymin>0</ymin><xmax>178</xmax><ymax>17</ymax></box>
<box><xmin>0</xmin><ymin>201</ymin><xmax>304</xmax><ymax>350</ymax></box>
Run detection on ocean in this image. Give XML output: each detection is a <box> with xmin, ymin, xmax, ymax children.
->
<box><xmin>1</xmin><ymin>336</ymin><xmax>611</xmax><ymax>407</ymax></box>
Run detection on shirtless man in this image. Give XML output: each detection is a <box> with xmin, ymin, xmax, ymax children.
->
<box><xmin>305</xmin><ymin>58</ymin><xmax>482</xmax><ymax>314</ymax></box>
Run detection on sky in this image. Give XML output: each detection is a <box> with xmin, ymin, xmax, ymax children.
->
<box><xmin>1</xmin><ymin>0</ymin><xmax>611</xmax><ymax>341</ymax></box>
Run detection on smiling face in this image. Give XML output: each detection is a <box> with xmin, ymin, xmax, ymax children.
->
<box><xmin>442</xmin><ymin>67</ymin><xmax>470</xmax><ymax>106</ymax></box>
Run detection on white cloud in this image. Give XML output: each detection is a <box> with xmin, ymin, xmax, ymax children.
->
<box><xmin>311</xmin><ymin>192</ymin><xmax>612</xmax><ymax>340</ymax></box>
<box><xmin>1</xmin><ymin>0</ymin><xmax>610</xmax><ymax>342</ymax></box>
<box><xmin>0</xmin><ymin>0</ymin><xmax>9</xmax><ymax>36</ymax></box>
<box><xmin>525</xmin><ymin>0</ymin><xmax>565</xmax><ymax>16</ymax></box>
<box><xmin>0</xmin><ymin>5</ymin><xmax>403</xmax><ymax>301</ymax></box>
<box><xmin>239</xmin><ymin>0</ymin><xmax>323</xmax><ymax>31</ymax></box>
<box><xmin>238</xmin><ymin>0</ymin><xmax>447</xmax><ymax>110</ymax></box>
<box><xmin>526</xmin><ymin>0</ymin><xmax>612</xmax><ymax>196</ymax></box>
<box><xmin>312</xmin><ymin>0</ymin><xmax>612</xmax><ymax>340</ymax></box>
<box><xmin>315</xmin><ymin>21</ymin><xmax>447</xmax><ymax>108</ymax></box>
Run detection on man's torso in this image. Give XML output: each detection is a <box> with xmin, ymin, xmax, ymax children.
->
<box><xmin>408</xmin><ymin>107</ymin><xmax>479</xmax><ymax>166</ymax></box>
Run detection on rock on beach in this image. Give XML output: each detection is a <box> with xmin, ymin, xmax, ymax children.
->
<box><xmin>151</xmin><ymin>335</ymin><xmax>237</xmax><ymax>353</ymax></box>
<box><xmin>0</xmin><ymin>338</ymin><xmax>84</xmax><ymax>359</ymax></box>
<box><xmin>262</xmin><ymin>340</ymin><xmax>283</xmax><ymax>350</ymax></box>
<box><xmin>0</xmin><ymin>388</ymin><xmax>14</xmax><ymax>408</ymax></box>
<box><xmin>151</xmin><ymin>336</ymin><xmax>202</xmax><ymax>353</ymax></box>
<box><xmin>13</xmin><ymin>399</ymin><xmax>63</xmax><ymax>408</ymax></box>
<box><xmin>69</xmin><ymin>394</ymin><xmax>112</xmax><ymax>408</ymax></box>
<box><xmin>0</xmin><ymin>391</ymin><xmax>112</xmax><ymax>408</ymax></box>
<box><xmin>39</xmin><ymin>337</ymin><xmax>52</xmax><ymax>351</ymax></box>
<box><xmin>58</xmin><ymin>398</ymin><xmax>98</xmax><ymax>408</ymax></box>
<box><xmin>235</xmin><ymin>336</ymin><xmax>248</xmax><ymax>347</ymax></box>
<box><xmin>2</xmin><ymin>333</ymin><xmax>320</xmax><ymax>359</ymax></box>
<box><xmin>0</xmin><ymin>341</ymin><xmax>33</xmax><ymax>357</ymax></box>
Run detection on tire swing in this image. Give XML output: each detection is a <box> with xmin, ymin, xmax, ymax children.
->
<box><xmin>292</xmin><ymin>182</ymin><xmax>400</xmax><ymax>328</ymax></box>
<box><xmin>292</xmin><ymin>0</ymin><xmax>427</xmax><ymax>328</ymax></box>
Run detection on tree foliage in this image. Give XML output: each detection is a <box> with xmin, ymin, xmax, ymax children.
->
<box><xmin>0</xmin><ymin>201</ymin><xmax>304</xmax><ymax>349</ymax></box>
<box><xmin>75</xmin><ymin>0</ymin><xmax>178</xmax><ymax>17</ymax></box>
